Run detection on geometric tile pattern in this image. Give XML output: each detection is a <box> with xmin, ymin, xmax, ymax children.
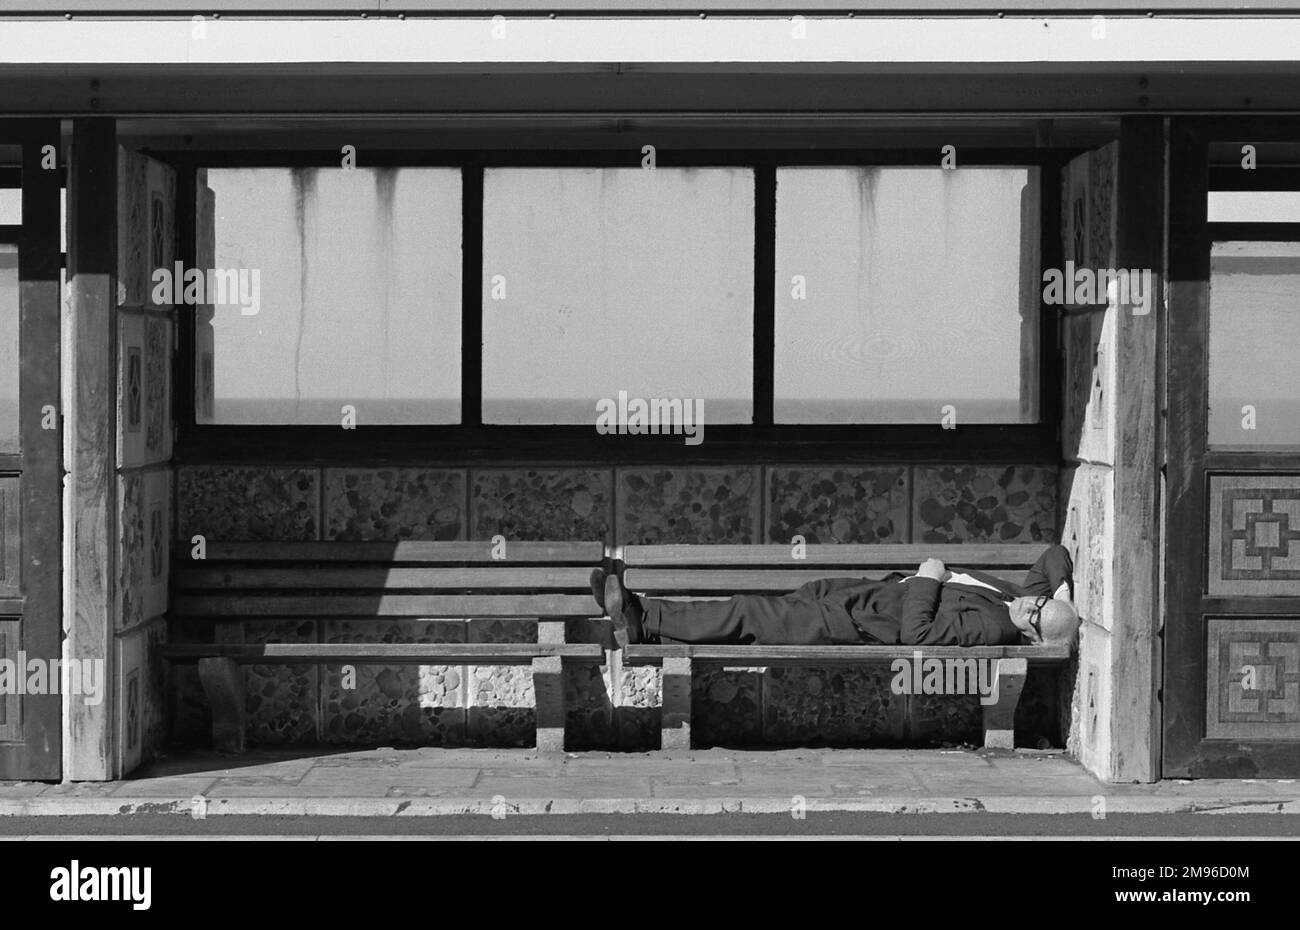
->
<box><xmin>1209</xmin><ymin>475</ymin><xmax>1300</xmax><ymax>595</ymax></box>
<box><xmin>0</xmin><ymin>475</ymin><xmax>17</xmax><ymax>599</ymax></box>
<box><xmin>1206</xmin><ymin>618</ymin><xmax>1300</xmax><ymax>739</ymax></box>
<box><xmin>0</xmin><ymin>619</ymin><xmax>19</xmax><ymax>741</ymax></box>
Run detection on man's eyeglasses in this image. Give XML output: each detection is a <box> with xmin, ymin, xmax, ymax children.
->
<box><xmin>1027</xmin><ymin>595</ymin><xmax>1050</xmax><ymax>641</ymax></box>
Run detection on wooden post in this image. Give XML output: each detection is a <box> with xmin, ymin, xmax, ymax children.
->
<box><xmin>66</xmin><ymin>119</ymin><xmax>118</xmax><ymax>780</ymax></box>
<box><xmin>982</xmin><ymin>658</ymin><xmax>1027</xmax><ymax>750</ymax></box>
<box><xmin>1112</xmin><ymin>116</ymin><xmax>1164</xmax><ymax>782</ymax></box>
<box><xmin>660</xmin><ymin>656</ymin><xmax>692</xmax><ymax>751</ymax></box>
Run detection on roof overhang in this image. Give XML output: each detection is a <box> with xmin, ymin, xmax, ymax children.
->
<box><xmin>2</xmin><ymin>16</ymin><xmax>1299</xmax><ymax>117</ymax></box>
<box><xmin>1</xmin><ymin>16</ymin><xmax>1300</xmax><ymax>69</ymax></box>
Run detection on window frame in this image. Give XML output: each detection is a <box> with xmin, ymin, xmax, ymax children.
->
<box><xmin>165</xmin><ymin>146</ymin><xmax>1066</xmax><ymax>465</ymax></box>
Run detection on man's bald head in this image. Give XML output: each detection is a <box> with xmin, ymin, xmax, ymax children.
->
<box><xmin>1009</xmin><ymin>596</ymin><xmax>1080</xmax><ymax>647</ymax></box>
<box><xmin>1038</xmin><ymin>599</ymin><xmax>1080</xmax><ymax>646</ymax></box>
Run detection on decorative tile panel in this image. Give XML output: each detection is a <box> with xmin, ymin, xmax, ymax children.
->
<box><xmin>144</xmin><ymin>317</ymin><xmax>171</xmax><ymax>459</ymax></box>
<box><xmin>143</xmin><ymin>470</ymin><xmax>171</xmax><ymax>620</ymax></box>
<box><xmin>467</xmin><ymin>618</ymin><xmax>536</xmax><ymax>747</ymax></box>
<box><xmin>118</xmin><ymin>312</ymin><xmax>172</xmax><ymax>468</ymax></box>
<box><xmin>320</xmin><ymin>620</ymin><xmax>466</xmax><ymax>745</ymax></box>
<box><xmin>324</xmin><ymin>468</ymin><xmax>466</xmax><ymax>540</ymax></box>
<box><xmin>692</xmin><ymin>668</ymin><xmax>763</xmax><ymax>747</ymax></box>
<box><xmin>117</xmin><ymin>625</ymin><xmax>145</xmax><ymax>772</ymax></box>
<box><xmin>245</xmin><ymin>620</ymin><xmax>317</xmax><ymax>744</ymax></box>
<box><xmin>1210</xmin><ymin>475</ymin><xmax>1300</xmax><ymax>596</ymax></box>
<box><xmin>471</xmin><ymin>468</ymin><xmax>611</xmax><ymax>542</ymax></box>
<box><xmin>177</xmin><ymin>466</ymin><xmax>320</xmax><ymax>542</ymax></box>
<box><xmin>117</xmin><ymin>146</ymin><xmax>150</xmax><ymax>308</ymax></box>
<box><xmin>117</xmin><ymin>472</ymin><xmax>145</xmax><ymax>631</ymax></box>
<box><xmin>913</xmin><ymin>465</ymin><xmax>1057</xmax><ymax>544</ymax></box>
<box><xmin>1206</xmin><ymin>618</ymin><xmax>1300</xmax><ymax>739</ymax></box>
<box><xmin>766</xmin><ymin>466</ymin><xmax>908</xmax><ymax>544</ymax></box>
<box><xmin>118</xmin><ymin>470</ymin><xmax>171</xmax><ymax>632</ymax></box>
<box><xmin>1061</xmin><ymin>309</ymin><xmax>1115</xmax><ymax>467</ymax></box>
<box><xmin>764</xmin><ymin>666</ymin><xmax>904</xmax><ymax>745</ymax></box>
<box><xmin>147</xmin><ymin>156</ymin><xmax>177</xmax><ymax>306</ymax></box>
<box><xmin>617</xmin><ymin>466</ymin><xmax>759</xmax><ymax>544</ymax></box>
<box><xmin>0</xmin><ymin>618</ymin><xmax>20</xmax><ymax>742</ymax></box>
<box><xmin>0</xmin><ymin>476</ymin><xmax>19</xmax><ymax>600</ymax></box>
<box><xmin>1060</xmin><ymin>464</ymin><xmax>1113</xmax><ymax>630</ymax></box>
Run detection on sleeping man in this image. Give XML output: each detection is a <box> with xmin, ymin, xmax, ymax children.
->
<box><xmin>591</xmin><ymin>544</ymin><xmax>1079</xmax><ymax>650</ymax></box>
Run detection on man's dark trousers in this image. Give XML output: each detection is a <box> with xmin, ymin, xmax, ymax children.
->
<box><xmin>642</xmin><ymin>577</ymin><xmax>896</xmax><ymax>646</ymax></box>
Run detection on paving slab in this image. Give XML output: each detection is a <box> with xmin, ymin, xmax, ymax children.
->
<box><xmin>110</xmin><ymin>777</ymin><xmax>219</xmax><ymax>798</ymax></box>
<box><xmin>473</xmin><ymin>776</ymin><xmax>657</xmax><ymax>800</ymax></box>
<box><xmin>2</xmin><ymin>747</ymin><xmax>1299</xmax><ymax>817</ymax></box>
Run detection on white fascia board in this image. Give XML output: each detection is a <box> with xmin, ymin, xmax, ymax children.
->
<box><xmin>0</xmin><ymin>17</ymin><xmax>1299</xmax><ymax>67</ymax></box>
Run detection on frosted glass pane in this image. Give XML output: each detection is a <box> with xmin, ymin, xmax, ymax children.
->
<box><xmin>0</xmin><ymin>245</ymin><xmax>16</xmax><ymax>451</ymax></box>
<box><xmin>1208</xmin><ymin>190</ymin><xmax>1300</xmax><ymax>223</ymax></box>
<box><xmin>0</xmin><ymin>189</ymin><xmax>19</xmax><ymax>225</ymax></box>
<box><xmin>482</xmin><ymin>167</ymin><xmax>754</xmax><ymax>425</ymax></box>
<box><xmin>202</xmin><ymin>168</ymin><xmax>462</xmax><ymax>425</ymax></box>
<box><xmin>1209</xmin><ymin>240</ymin><xmax>1300</xmax><ymax>448</ymax></box>
<box><xmin>774</xmin><ymin>167</ymin><xmax>1040</xmax><ymax>424</ymax></box>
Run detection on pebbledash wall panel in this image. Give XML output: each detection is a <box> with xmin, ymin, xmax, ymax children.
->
<box><xmin>169</xmin><ymin>462</ymin><xmax>1060</xmax><ymax>750</ymax></box>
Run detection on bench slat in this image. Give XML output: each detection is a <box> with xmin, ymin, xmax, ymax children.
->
<box><xmin>623</xmin><ymin>568</ymin><xmax>1028</xmax><ymax>593</ymax></box>
<box><xmin>174</xmin><ymin>540</ymin><xmax>606</xmax><ymax>564</ymax></box>
<box><xmin>172</xmin><ymin>593</ymin><xmax>598</xmax><ymax>618</ymax></box>
<box><xmin>621</xmin><ymin>543</ymin><xmax>1047</xmax><ymax>568</ymax></box>
<box><xmin>163</xmin><ymin>643</ymin><xmax>605</xmax><ymax>665</ymax></box>
<box><xmin>175</xmin><ymin>567</ymin><xmax>597</xmax><ymax>591</ymax></box>
<box><xmin>623</xmin><ymin>644</ymin><xmax>1070</xmax><ymax>665</ymax></box>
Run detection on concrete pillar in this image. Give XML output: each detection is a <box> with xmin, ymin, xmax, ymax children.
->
<box><xmin>1059</xmin><ymin>120</ymin><xmax>1164</xmax><ymax>783</ymax></box>
<box><xmin>65</xmin><ymin>118</ymin><xmax>118</xmax><ymax>780</ymax></box>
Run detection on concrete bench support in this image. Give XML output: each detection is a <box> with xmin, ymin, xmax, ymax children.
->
<box><xmin>660</xmin><ymin>656</ymin><xmax>693</xmax><ymax>751</ymax></box>
<box><xmin>532</xmin><ymin>620</ymin><xmax>569</xmax><ymax>753</ymax></box>
<box><xmin>197</xmin><ymin>657</ymin><xmax>246</xmax><ymax>754</ymax></box>
<box><xmin>982</xmin><ymin>657</ymin><xmax>1028</xmax><ymax>750</ymax></box>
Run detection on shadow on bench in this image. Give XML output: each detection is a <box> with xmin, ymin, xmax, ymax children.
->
<box><xmin>162</xmin><ymin>540</ymin><xmax>607</xmax><ymax>753</ymax></box>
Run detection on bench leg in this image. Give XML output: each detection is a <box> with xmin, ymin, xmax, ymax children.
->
<box><xmin>532</xmin><ymin>655</ymin><xmax>565</xmax><ymax>753</ymax></box>
<box><xmin>197</xmin><ymin>657</ymin><xmax>246</xmax><ymax>754</ymax></box>
<box><xmin>660</xmin><ymin>656</ymin><xmax>693</xmax><ymax>751</ymax></box>
<box><xmin>981</xmin><ymin>657</ymin><xmax>1028</xmax><ymax>750</ymax></box>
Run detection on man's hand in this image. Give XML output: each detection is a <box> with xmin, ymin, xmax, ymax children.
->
<box><xmin>917</xmin><ymin>558</ymin><xmax>947</xmax><ymax>581</ymax></box>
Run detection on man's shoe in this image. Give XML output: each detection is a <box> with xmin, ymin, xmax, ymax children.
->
<box><xmin>604</xmin><ymin>574</ymin><xmax>644</xmax><ymax>648</ymax></box>
<box><xmin>589</xmin><ymin>568</ymin><xmax>608</xmax><ymax>611</ymax></box>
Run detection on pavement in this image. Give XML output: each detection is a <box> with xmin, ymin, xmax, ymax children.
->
<box><xmin>1</xmin><ymin>746</ymin><xmax>1298</xmax><ymax>819</ymax></box>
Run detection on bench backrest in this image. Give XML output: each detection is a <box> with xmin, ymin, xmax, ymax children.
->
<box><xmin>621</xmin><ymin>543</ymin><xmax>1049</xmax><ymax>595</ymax></box>
<box><xmin>172</xmin><ymin>540</ymin><xmax>606</xmax><ymax>620</ymax></box>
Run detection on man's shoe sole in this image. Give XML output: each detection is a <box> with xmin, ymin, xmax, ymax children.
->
<box><xmin>605</xmin><ymin>575</ymin><xmax>628</xmax><ymax>648</ymax></box>
<box><xmin>589</xmin><ymin>568</ymin><xmax>608</xmax><ymax>611</ymax></box>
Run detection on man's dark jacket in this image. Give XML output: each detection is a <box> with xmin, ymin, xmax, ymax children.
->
<box><xmin>808</xmin><ymin>544</ymin><xmax>1074</xmax><ymax>647</ymax></box>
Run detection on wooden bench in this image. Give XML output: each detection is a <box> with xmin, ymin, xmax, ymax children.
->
<box><xmin>163</xmin><ymin>540</ymin><xmax>607</xmax><ymax>753</ymax></box>
<box><xmin>618</xmin><ymin>543</ymin><xmax>1073</xmax><ymax>751</ymax></box>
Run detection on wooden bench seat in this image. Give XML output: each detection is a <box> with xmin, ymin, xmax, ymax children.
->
<box><xmin>620</xmin><ymin>542</ymin><xmax>1072</xmax><ymax>751</ymax></box>
<box><xmin>163</xmin><ymin>540</ymin><xmax>607</xmax><ymax>753</ymax></box>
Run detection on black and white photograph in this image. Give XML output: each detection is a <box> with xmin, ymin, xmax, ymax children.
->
<box><xmin>0</xmin><ymin>0</ymin><xmax>1295</xmax><ymax>910</ymax></box>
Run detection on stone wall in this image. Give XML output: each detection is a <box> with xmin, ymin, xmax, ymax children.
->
<box><xmin>170</xmin><ymin>462</ymin><xmax>1061</xmax><ymax>750</ymax></box>
<box><xmin>115</xmin><ymin>147</ymin><xmax>176</xmax><ymax>773</ymax></box>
